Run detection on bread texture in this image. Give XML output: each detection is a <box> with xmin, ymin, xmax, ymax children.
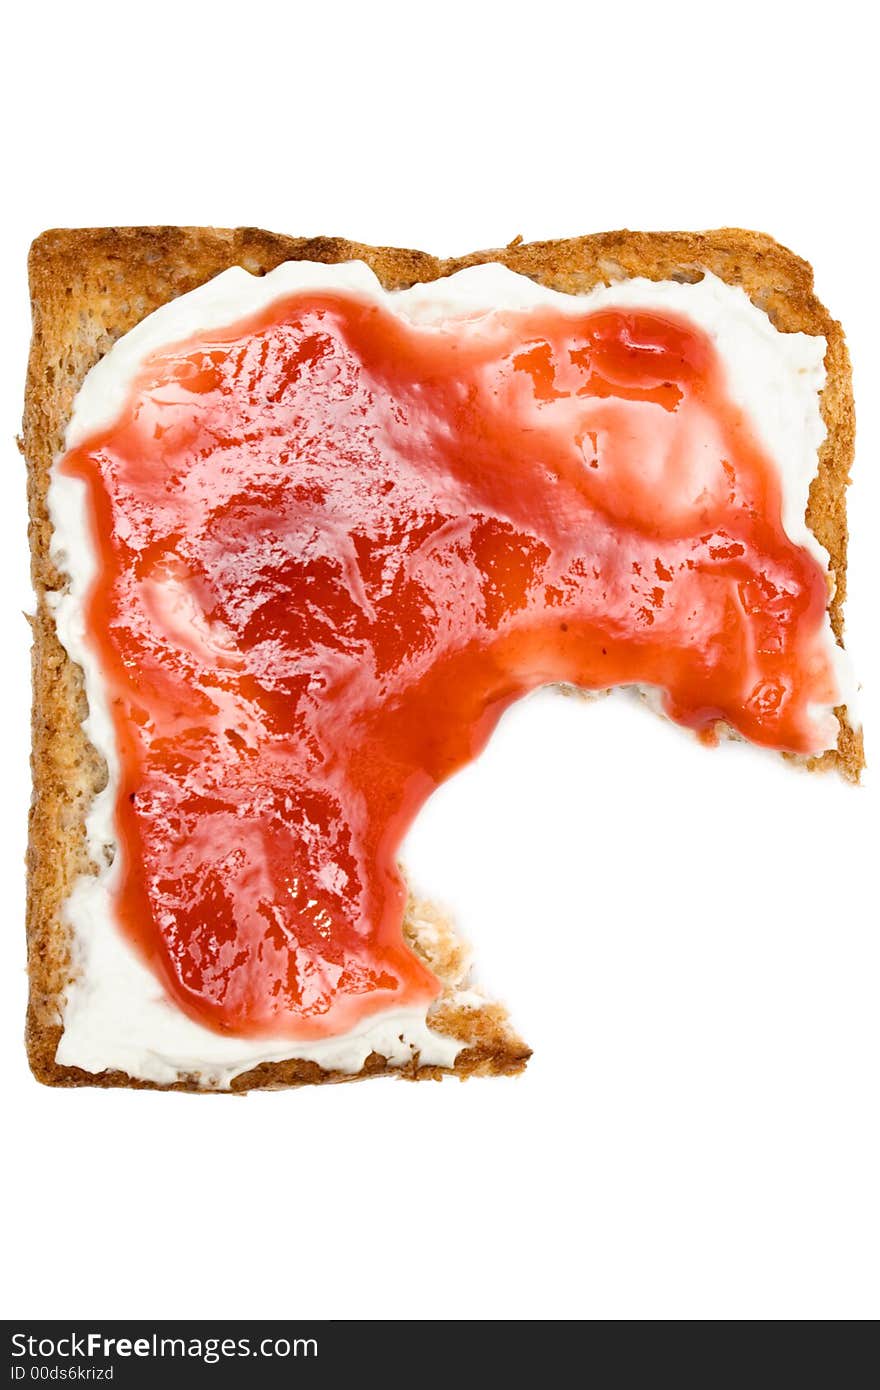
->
<box><xmin>23</xmin><ymin>227</ymin><xmax>862</xmax><ymax>1090</ymax></box>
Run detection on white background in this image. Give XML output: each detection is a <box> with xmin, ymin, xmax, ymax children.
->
<box><xmin>2</xmin><ymin>0</ymin><xmax>877</xmax><ymax>1322</ymax></box>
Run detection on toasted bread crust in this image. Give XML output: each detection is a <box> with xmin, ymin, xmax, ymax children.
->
<box><xmin>23</xmin><ymin>226</ymin><xmax>861</xmax><ymax>1090</ymax></box>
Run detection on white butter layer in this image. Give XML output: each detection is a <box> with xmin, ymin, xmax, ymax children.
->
<box><xmin>48</xmin><ymin>260</ymin><xmax>847</xmax><ymax>1087</ymax></box>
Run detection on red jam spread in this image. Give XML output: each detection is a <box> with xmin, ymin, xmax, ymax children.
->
<box><xmin>60</xmin><ymin>288</ymin><xmax>838</xmax><ymax>1039</ymax></box>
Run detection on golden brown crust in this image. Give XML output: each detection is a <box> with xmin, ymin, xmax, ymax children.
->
<box><xmin>23</xmin><ymin>226</ymin><xmax>860</xmax><ymax>1091</ymax></box>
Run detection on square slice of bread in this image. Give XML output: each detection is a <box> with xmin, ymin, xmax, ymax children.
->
<box><xmin>23</xmin><ymin>226</ymin><xmax>862</xmax><ymax>1091</ymax></box>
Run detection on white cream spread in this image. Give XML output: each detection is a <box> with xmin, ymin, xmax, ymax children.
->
<box><xmin>47</xmin><ymin>260</ymin><xmax>847</xmax><ymax>1087</ymax></box>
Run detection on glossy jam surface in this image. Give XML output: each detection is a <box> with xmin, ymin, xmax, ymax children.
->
<box><xmin>60</xmin><ymin>292</ymin><xmax>837</xmax><ymax>1039</ymax></box>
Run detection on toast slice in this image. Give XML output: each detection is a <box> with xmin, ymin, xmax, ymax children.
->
<box><xmin>23</xmin><ymin>227</ymin><xmax>862</xmax><ymax>1090</ymax></box>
